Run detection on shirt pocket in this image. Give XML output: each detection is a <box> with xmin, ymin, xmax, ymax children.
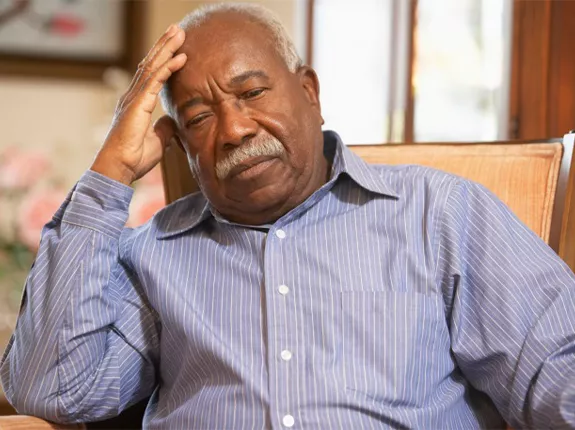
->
<box><xmin>340</xmin><ymin>290</ymin><xmax>452</xmax><ymax>408</ymax></box>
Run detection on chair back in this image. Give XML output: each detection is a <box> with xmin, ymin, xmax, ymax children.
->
<box><xmin>351</xmin><ymin>141</ymin><xmax>564</xmax><ymax>243</ymax></box>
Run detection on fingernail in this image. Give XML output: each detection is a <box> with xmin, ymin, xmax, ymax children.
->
<box><xmin>167</xmin><ymin>24</ymin><xmax>177</xmax><ymax>35</ymax></box>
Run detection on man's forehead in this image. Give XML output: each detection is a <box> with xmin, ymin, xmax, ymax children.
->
<box><xmin>181</xmin><ymin>12</ymin><xmax>272</xmax><ymax>49</ymax></box>
<box><xmin>175</xmin><ymin>69</ymin><xmax>271</xmax><ymax>114</ymax></box>
<box><xmin>175</xmin><ymin>29</ymin><xmax>283</xmax><ymax>87</ymax></box>
<box><xmin>170</xmin><ymin>13</ymin><xmax>287</xmax><ymax>103</ymax></box>
<box><xmin>178</xmin><ymin>21</ymin><xmax>280</xmax><ymax>71</ymax></box>
<box><xmin>173</xmin><ymin>46</ymin><xmax>276</xmax><ymax>90</ymax></box>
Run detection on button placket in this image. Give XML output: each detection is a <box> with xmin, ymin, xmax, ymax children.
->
<box><xmin>267</xmin><ymin>225</ymin><xmax>297</xmax><ymax>428</ymax></box>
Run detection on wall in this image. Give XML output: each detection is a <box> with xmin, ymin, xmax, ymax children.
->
<box><xmin>147</xmin><ymin>0</ymin><xmax>306</xmax><ymax>59</ymax></box>
<box><xmin>0</xmin><ymin>77</ymin><xmax>117</xmax><ymax>184</ymax></box>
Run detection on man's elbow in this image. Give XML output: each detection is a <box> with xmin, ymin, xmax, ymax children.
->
<box><xmin>3</xmin><ymin>383</ymin><xmax>63</xmax><ymax>423</ymax></box>
<box><xmin>6</xmin><ymin>383</ymin><xmax>120</xmax><ymax>425</ymax></box>
<box><xmin>1</xmin><ymin>363</ymin><xmax>112</xmax><ymax>424</ymax></box>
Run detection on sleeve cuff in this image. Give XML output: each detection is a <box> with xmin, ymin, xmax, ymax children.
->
<box><xmin>61</xmin><ymin>170</ymin><xmax>134</xmax><ymax>239</ymax></box>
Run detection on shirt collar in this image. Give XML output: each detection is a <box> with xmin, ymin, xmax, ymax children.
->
<box><xmin>326</xmin><ymin>130</ymin><xmax>399</xmax><ymax>198</ymax></box>
<box><xmin>155</xmin><ymin>192</ymin><xmax>211</xmax><ymax>239</ymax></box>
<box><xmin>156</xmin><ymin>130</ymin><xmax>398</xmax><ymax>239</ymax></box>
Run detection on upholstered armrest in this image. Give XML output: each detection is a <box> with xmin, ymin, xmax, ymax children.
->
<box><xmin>0</xmin><ymin>416</ymin><xmax>86</xmax><ymax>430</ymax></box>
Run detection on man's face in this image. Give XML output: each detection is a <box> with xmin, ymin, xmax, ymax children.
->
<box><xmin>168</xmin><ymin>13</ymin><xmax>326</xmax><ymax>224</ymax></box>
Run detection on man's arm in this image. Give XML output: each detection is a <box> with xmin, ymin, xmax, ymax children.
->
<box><xmin>0</xmin><ymin>171</ymin><xmax>159</xmax><ymax>423</ymax></box>
<box><xmin>437</xmin><ymin>179</ymin><xmax>575</xmax><ymax>428</ymax></box>
<box><xmin>1</xmin><ymin>23</ymin><xmax>189</xmax><ymax>424</ymax></box>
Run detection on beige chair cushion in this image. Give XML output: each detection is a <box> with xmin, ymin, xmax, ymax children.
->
<box><xmin>0</xmin><ymin>416</ymin><xmax>85</xmax><ymax>430</ymax></box>
<box><xmin>351</xmin><ymin>143</ymin><xmax>563</xmax><ymax>243</ymax></box>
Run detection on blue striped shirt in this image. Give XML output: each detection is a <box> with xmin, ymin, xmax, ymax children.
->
<box><xmin>2</xmin><ymin>131</ymin><xmax>575</xmax><ymax>429</ymax></box>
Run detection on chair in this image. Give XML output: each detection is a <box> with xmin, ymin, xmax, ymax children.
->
<box><xmin>2</xmin><ymin>131</ymin><xmax>574</xmax><ymax>429</ymax></box>
<box><xmin>0</xmin><ymin>416</ymin><xmax>84</xmax><ymax>430</ymax></box>
<box><xmin>0</xmin><ymin>397</ymin><xmax>147</xmax><ymax>430</ymax></box>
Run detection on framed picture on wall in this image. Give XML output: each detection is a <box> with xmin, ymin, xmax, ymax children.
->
<box><xmin>0</xmin><ymin>0</ymin><xmax>144</xmax><ymax>79</ymax></box>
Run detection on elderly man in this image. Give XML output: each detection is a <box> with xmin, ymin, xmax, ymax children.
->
<box><xmin>2</xmin><ymin>3</ymin><xmax>575</xmax><ymax>429</ymax></box>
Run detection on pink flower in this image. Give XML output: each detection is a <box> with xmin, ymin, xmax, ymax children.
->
<box><xmin>17</xmin><ymin>188</ymin><xmax>67</xmax><ymax>251</ymax></box>
<box><xmin>127</xmin><ymin>185</ymin><xmax>166</xmax><ymax>227</ymax></box>
<box><xmin>0</xmin><ymin>148</ymin><xmax>51</xmax><ymax>191</ymax></box>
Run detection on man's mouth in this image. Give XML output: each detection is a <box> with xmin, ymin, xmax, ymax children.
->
<box><xmin>227</xmin><ymin>156</ymin><xmax>278</xmax><ymax>180</ymax></box>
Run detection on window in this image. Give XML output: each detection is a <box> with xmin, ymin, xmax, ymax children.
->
<box><xmin>311</xmin><ymin>0</ymin><xmax>513</xmax><ymax>143</ymax></box>
<box><xmin>413</xmin><ymin>0</ymin><xmax>513</xmax><ymax>141</ymax></box>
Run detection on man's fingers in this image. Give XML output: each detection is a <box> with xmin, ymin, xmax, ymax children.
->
<box><xmin>124</xmin><ymin>25</ymin><xmax>183</xmax><ymax>100</ymax></box>
<box><xmin>153</xmin><ymin>115</ymin><xmax>179</xmax><ymax>149</ymax></box>
<box><xmin>144</xmin><ymin>28</ymin><xmax>185</xmax><ymax>75</ymax></box>
<box><xmin>138</xmin><ymin>53</ymin><xmax>187</xmax><ymax>114</ymax></box>
<box><xmin>139</xmin><ymin>24</ymin><xmax>179</xmax><ymax>70</ymax></box>
<box><xmin>147</xmin><ymin>53</ymin><xmax>187</xmax><ymax>95</ymax></box>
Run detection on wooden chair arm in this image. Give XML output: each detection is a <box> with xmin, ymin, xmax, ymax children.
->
<box><xmin>0</xmin><ymin>415</ymin><xmax>86</xmax><ymax>430</ymax></box>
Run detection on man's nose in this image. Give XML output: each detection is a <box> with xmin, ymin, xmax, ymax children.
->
<box><xmin>215</xmin><ymin>100</ymin><xmax>258</xmax><ymax>150</ymax></box>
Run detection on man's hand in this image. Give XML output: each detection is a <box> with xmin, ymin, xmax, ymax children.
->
<box><xmin>91</xmin><ymin>24</ymin><xmax>186</xmax><ymax>185</ymax></box>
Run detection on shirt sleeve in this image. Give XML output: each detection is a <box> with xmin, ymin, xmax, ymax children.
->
<box><xmin>436</xmin><ymin>179</ymin><xmax>575</xmax><ymax>428</ymax></box>
<box><xmin>0</xmin><ymin>170</ymin><xmax>160</xmax><ymax>424</ymax></box>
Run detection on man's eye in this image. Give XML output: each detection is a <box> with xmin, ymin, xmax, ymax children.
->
<box><xmin>186</xmin><ymin>114</ymin><xmax>210</xmax><ymax>128</ymax></box>
<box><xmin>241</xmin><ymin>88</ymin><xmax>266</xmax><ymax>100</ymax></box>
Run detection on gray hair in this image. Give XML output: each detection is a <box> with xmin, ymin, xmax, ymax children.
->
<box><xmin>159</xmin><ymin>2</ymin><xmax>303</xmax><ymax>118</ymax></box>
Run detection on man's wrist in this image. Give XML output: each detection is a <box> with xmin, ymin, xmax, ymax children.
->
<box><xmin>90</xmin><ymin>156</ymin><xmax>135</xmax><ymax>186</ymax></box>
<box><xmin>62</xmin><ymin>170</ymin><xmax>134</xmax><ymax>238</ymax></box>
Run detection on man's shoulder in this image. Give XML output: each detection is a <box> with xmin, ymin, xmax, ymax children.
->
<box><xmin>367</xmin><ymin>163</ymin><xmax>502</xmax><ymax>216</ymax></box>
<box><xmin>120</xmin><ymin>191</ymin><xmax>207</xmax><ymax>244</ymax></box>
<box><xmin>368</xmin><ymin>162</ymin><xmax>464</xmax><ymax>195</ymax></box>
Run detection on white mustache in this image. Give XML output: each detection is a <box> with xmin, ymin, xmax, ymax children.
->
<box><xmin>215</xmin><ymin>136</ymin><xmax>285</xmax><ymax>180</ymax></box>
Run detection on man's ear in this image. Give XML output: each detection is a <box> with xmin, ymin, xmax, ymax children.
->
<box><xmin>297</xmin><ymin>65</ymin><xmax>324</xmax><ymax>125</ymax></box>
<box><xmin>173</xmin><ymin>133</ymin><xmax>186</xmax><ymax>153</ymax></box>
<box><xmin>175</xmin><ymin>132</ymin><xmax>200</xmax><ymax>180</ymax></box>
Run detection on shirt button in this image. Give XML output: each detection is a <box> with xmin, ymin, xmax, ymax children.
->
<box><xmin>280</xmin><ymin>349</ymin><xmax>292</xmax><ymax>361</ymax></box>
<box><xmin>275</xmin><ymin>229</ymin><xmax>286</xmax><ymax>239</ymax></box>
<box><xmin>282</xmin><ymin>414</ymin><xmax>295</xmax><ymax>428</ymax></box>
<box><xmin>278</xmin><ymin>284</ymin><xmax>290</xmax><ymax>295</ymax></box>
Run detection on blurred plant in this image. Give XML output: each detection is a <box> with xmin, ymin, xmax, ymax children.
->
<box><xmin>0</xmin><ymin>145</ymin><xmax>166</xmax><ymax>335</ymax></box>
<box><xmin>0</xmin><ymin>147</ymin><xmax>66</xmax><ymax>332</ymax></box>
<box><xmin>0</xmin><ymin>148</ymin><xmax>45</xmax><ymax>335</ymax></box>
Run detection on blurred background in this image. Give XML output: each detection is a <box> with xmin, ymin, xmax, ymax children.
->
<box><xmin>0</xmin><ymin>0</ymin><xmax>574</xmax><ymax>411</ymax></box>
